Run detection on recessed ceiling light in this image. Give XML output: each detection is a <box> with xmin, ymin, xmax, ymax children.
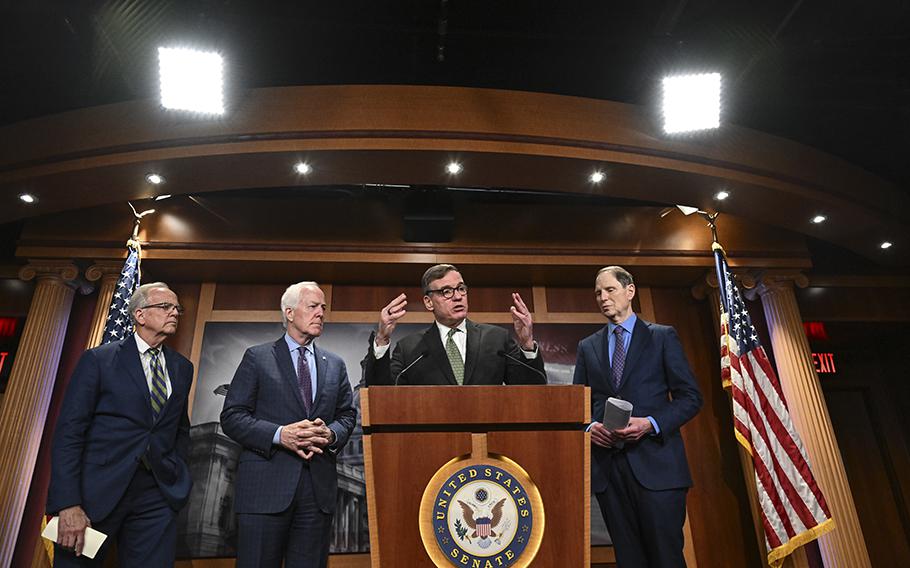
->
<box><xmin>446</xmin><ymin>162</ymin><xmax>463</xmax><ymax>175</ymax></box>
<box><xmin>880</xmin><ymin>241</ymin><xmax>893</xmax><ymax>249</ymax></box>
<box><xmin>714</xmin><ymin>190</ymin><xmax>730</xmax><ymax>200</ymax></box>
<box><xmin>589</xmin><ymin>171</ymin><xmax>605</xmax><ymax>183</ymax></box>
<box><xmin>811</xmin><ymin>215</ymin><xmax>826</xmax><ymax>224</ymax></box>
<box><xmin>154</xmin><ymin>194</ymin><xmax>172</xmax><ymax>201</ymax></box>
<box><xmin>158</xmin><ymin>47</ymin><xmax>225</xmax><ymax>115</ymax></box>
<box><xmin>294</xmin><ymin>162</ymin><xmax>312</xmax><ymax>175</ymax></box>
<box><xmin>145</xmin><ymin>173</ymin><xmax>166</xmax><ymax>185</ymax></box>
<box><xmin>662</xmin><ymin>72</ymin><xmax>722</xmax><ymax>134</ymax></box>
<box><xmin>19</xmin><ymin>193</ymin><xmax>36</xmax><ymax>204</ymax></box>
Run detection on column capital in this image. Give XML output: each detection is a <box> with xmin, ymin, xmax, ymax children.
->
<box><xmin>750</xmin><ymin>270</ymin><xmax>810</xmax><ymax>300</ymax></box>
<box><xmin>18</xmin><ymin>260</ymin><xmax>79</xmax><ymax>284</ymax></box>
<box><xmin>691</xmin><ymin>268</ymin><xmax>757</xmax><ymax>300</ymax></box>
<box><xmin>85</xmin><ymin>261</ymin><xmax>126</xmax><ymax>283</ymax></box>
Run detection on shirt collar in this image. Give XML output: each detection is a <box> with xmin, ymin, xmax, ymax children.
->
<box><xmin>284</xmin><ymin>333</ymin><xmax>315</xmax><ymax>355</ymax></box>
<box><xmin>436</xmin><ymin>319</ymin><xmax>467</xmax><ymax>339</ymax></box>
<box><xmin>608</xmin><ymin>313</ymin><xmax>637</xmax><ymax>336</ymax></box>
<box><xmin>135</xmin><ymin>333</ymin><xmax>156</xmax><ymax>354</ymax></box>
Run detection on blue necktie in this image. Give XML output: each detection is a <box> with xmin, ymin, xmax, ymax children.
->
<box><xmin>611</xmin><ymin>327</ymin><xmax>626</xmax><ymax>390</ymax></box>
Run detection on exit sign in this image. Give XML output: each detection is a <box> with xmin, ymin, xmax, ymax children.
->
<box><xmin>812</xmin><ymin>352</ymin><xmax>837</xmax><ymax>374</ymax></box>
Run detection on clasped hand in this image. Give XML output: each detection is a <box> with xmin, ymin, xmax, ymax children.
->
<box><xmin>589</xmin><ymin>417</ymin><xmax>653</xmax><ymax>448</ymax></box>
<box><xmin>280</xmin><ymin>418</ymin><xmax>333</xmax><ymax>460</ymax></box>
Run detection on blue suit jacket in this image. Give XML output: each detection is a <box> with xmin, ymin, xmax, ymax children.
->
<box><xmin>220</xmin><ymin>338</ymin><xmax>356</xmax><ymax>515</ymax></box>
<box><xmin>573</xmin><ymin>318</ymin><xmax>703</xmax><ymax>492</ymax></box>
<box><xmin>47</xmin><ymin>337</ymin><xmax>194</xmax><ymax>522</ymax></box>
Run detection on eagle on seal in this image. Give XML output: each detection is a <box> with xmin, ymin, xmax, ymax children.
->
<box><xmin>457</xmin><ymin>498</ymin><xmax>507</xmax><ymax>538</ymax></box>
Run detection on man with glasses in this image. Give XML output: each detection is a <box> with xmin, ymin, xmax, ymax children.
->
<box><xmin>362</xmin><ymin>264</ymin><xmax>547</xmax><ymax>385</ymax></box>
<box><xmin>48</xmin><ymin>282</ymin><xmax>194</xmax><ymax>567</ymax></box>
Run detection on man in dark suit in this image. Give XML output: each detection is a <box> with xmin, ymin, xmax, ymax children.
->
<box><xmin>362</xmin><ymin>263</ymin><xmax>546</xmax><ymax>386</ymax></box>
<box><xmin>221</xmin><ymin>281</ymin><xmax>356</xmax><ymax>568</ymax></box>
<box><xmin>47</xmin><ymin>282</ymin><xmax>194</xmax><ymax>567</ymax></box>
<box><xmin>574</xmin><ymin>266</ymin><xmax>703</xmax><ymax>567</ymax></box>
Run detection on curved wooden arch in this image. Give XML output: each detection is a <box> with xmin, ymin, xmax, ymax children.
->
<box><xmin>1</xmin><ymin>85</ymin><xmax>906</xmax><ymax>263</ymax></box>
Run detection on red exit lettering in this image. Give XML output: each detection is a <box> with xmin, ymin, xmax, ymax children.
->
<box><xmin>812</xmin><ymin>353</ymin><xmax>837</xmax><ymax>374</ymax></box>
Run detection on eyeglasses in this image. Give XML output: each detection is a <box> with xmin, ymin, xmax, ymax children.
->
<box><xmin>425</xmin><ymin>284</ymin><xmax>468</xmax><ymax>299</ymax></box>
<box><xmin>141</xmin><ymin>302</ymin><xmax>185</xmax><ymax>315</ymax></box>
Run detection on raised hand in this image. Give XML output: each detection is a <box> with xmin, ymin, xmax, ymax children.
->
<box><xmin>509</xmin><ymin>292</ymin><xmax>535</xmax><ymax>350</ymax></box>
<box><xmin>376</xmin><ymin>293</ymin><xmax>408</xmax><ymax>346</ymax></box>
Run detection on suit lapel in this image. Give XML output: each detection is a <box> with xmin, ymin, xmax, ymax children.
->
<box><xmin>619</xmin><ymin>318</ymin><xmax>652</xmax><ymax>390</ymax></box>
<box><xmin>424</xmin><ymin>324</ymin><xmax>457</xmax><ymax>385</ymax></box>
<box><xmin>463</xmin><ymin>320</ymin><xmax>480</xmax><ymax>385</ymax></box>
<box><xmin>273</xmin><ymin>338</ymin><xmax>309</xmax><ymax>416</ymax></box>
<box><xmin>118</xmin><ymin>337</ymin><xmax>153</xmax><ymax>424</ymax></box>
<box><xmin>312</xmin><ymin>344</ymin><xmax>327</xmax><ymax>413</ymax></box>
<box><xmin>155</xmin><ymin>345</ymin><xmax>182</xmax><ymax>424</ymax></box>
<box><xmin>592</xmin><ymin>327</ymin><xmax>611</xmax><ymax>391</ymax></box>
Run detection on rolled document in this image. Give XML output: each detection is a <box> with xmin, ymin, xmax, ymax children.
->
<box><xmin>603</xmin><ymin>397</ymin><xmax>633</xmax><ymax>431</ymax></box>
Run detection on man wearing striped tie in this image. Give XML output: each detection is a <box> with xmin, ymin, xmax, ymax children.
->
<box><xmin>573</xmin><ymin>266</ymin><xmax>703</xmax><ymax>567</ymax></box>
<box><xmin>48</xmin><ymin>282</ymin><xmax>194</xmax><ymax>567</ymax></box>
<box><xmin>362</xmin><ymin>264</ymin><xmax>547</xmax><ymax>386</ymax></box>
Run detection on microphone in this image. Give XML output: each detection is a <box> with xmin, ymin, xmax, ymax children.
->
<box><xmin>394</xmin><ymin>351</ymin><xmax>427</xmax><ymax>385</ymax></box>
<box><xmin>497</xmin><ymin>350</ymin><xmax>548</xmax><ymax>382</ymax></box>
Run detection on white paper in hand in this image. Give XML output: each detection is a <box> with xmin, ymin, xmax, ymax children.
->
<box><xmin>42</xmin><ymin>516</ymin><xmax>108</xmax><ymax>560</ymax></box>
<box><xmin>603</xmin><ymin>397</ymin><xmax>633</xmax><ymax>431</ymax></box>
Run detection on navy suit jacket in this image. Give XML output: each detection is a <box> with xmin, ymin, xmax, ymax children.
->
<box><xmin>573</xmin><ymin>318</ymin><xmax>703</xmax><ymax>492</ymax></box>
<box><xmin>47</xmin><ymin>337</ymin><xmax>194</xmax><ymax>522</ymax></box>
<box><xmin>362</xmin><ymin>320</ymin><xmax>547</xmax><ymax>386</ymax></box>
<box><xmin>221</xmin><ymin>338</ymin><xmax>356</xmax><ymax>515</ymax></box>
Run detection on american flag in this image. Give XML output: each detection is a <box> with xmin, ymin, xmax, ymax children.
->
<box><xmin>101</xmin><ymin>240</ymin><xmax>141</xmax><ymax>345</ymax></box>
<box><xmin>714</xmin><ymin>243</ymin><xmax>834</xmax><ymax>567</ymax></box>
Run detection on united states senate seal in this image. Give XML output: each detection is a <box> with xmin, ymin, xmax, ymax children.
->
<box><xmin>419</xmin><ymin>452</ymin><xmax>544</xmax><ymax>568</ymax></box>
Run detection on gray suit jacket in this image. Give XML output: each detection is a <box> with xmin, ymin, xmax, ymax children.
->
<box><xmin>362</xmin><ymin>320</ymin><xmax>547</xmax><ymax>385</ymax></box>
<box><xmin>221</xmin><ymin>337</ymin><xmax>356</xmax><ymax>514</ymax></box>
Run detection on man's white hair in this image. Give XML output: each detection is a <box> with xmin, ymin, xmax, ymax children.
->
<box><xmin>280</xmin><ymin>281</ymin><xmax>321</xmax><ymax>329</ymax></box>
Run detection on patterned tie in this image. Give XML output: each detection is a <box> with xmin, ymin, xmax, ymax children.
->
<box><xmin>611</xmin><ymin>326</ymin><xmax>626</xmax><ymax>390</ymax></box>
<box><xmin>445</xmin><ymin>328</ymin><xmax>465</xmax><ymax>385</ymax></box>
<box><xmin>147</xmin><ymin>348</ymin><xmax>168</xmax><ymax>420</ymax></box>
<box><xmin>297</xmin><ymin>346</ymin><xmax>313</xmax><ymax>415</ymax></box>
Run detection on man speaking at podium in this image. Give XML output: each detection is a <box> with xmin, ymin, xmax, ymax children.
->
<box><xmin>362</xmin><ymin>264</ymin><xmax>547</xmax><ymax>386</ymax></box>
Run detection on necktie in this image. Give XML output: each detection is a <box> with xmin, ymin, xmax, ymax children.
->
<box><xmin>148</xmin><ymin>348</ymin><xmax>168</xmax><ymax>420</ymax></box>
<box><xmin>297</xmin><ymin>346</ymin><xmax>313</xmax><ymax>415</ymax></box>
<box><xmin>445</xmin><ymin>328</ymin><xmax>465</xmax><ymax>385</ymax></box>
<box><xmin>611</xmin><ymin>326</ymin><xmax>626</xmax><ymax>390</ymax></box>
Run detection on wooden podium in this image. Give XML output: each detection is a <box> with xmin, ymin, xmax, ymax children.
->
<box><xmin>361</xmin><ymin>385</ymin><xmax>591</xmax><ymax>567</ymax></box>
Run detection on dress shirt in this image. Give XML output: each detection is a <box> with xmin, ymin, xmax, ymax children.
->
<box><xmin>135</xmin><ymin>333</ymin><xmax>172</xmax><ymax>398</ymax></box>
<box><xmin>373</xmin><ymin>319</ymin><xmax>539</xmax><ymax>359</ymax></box>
